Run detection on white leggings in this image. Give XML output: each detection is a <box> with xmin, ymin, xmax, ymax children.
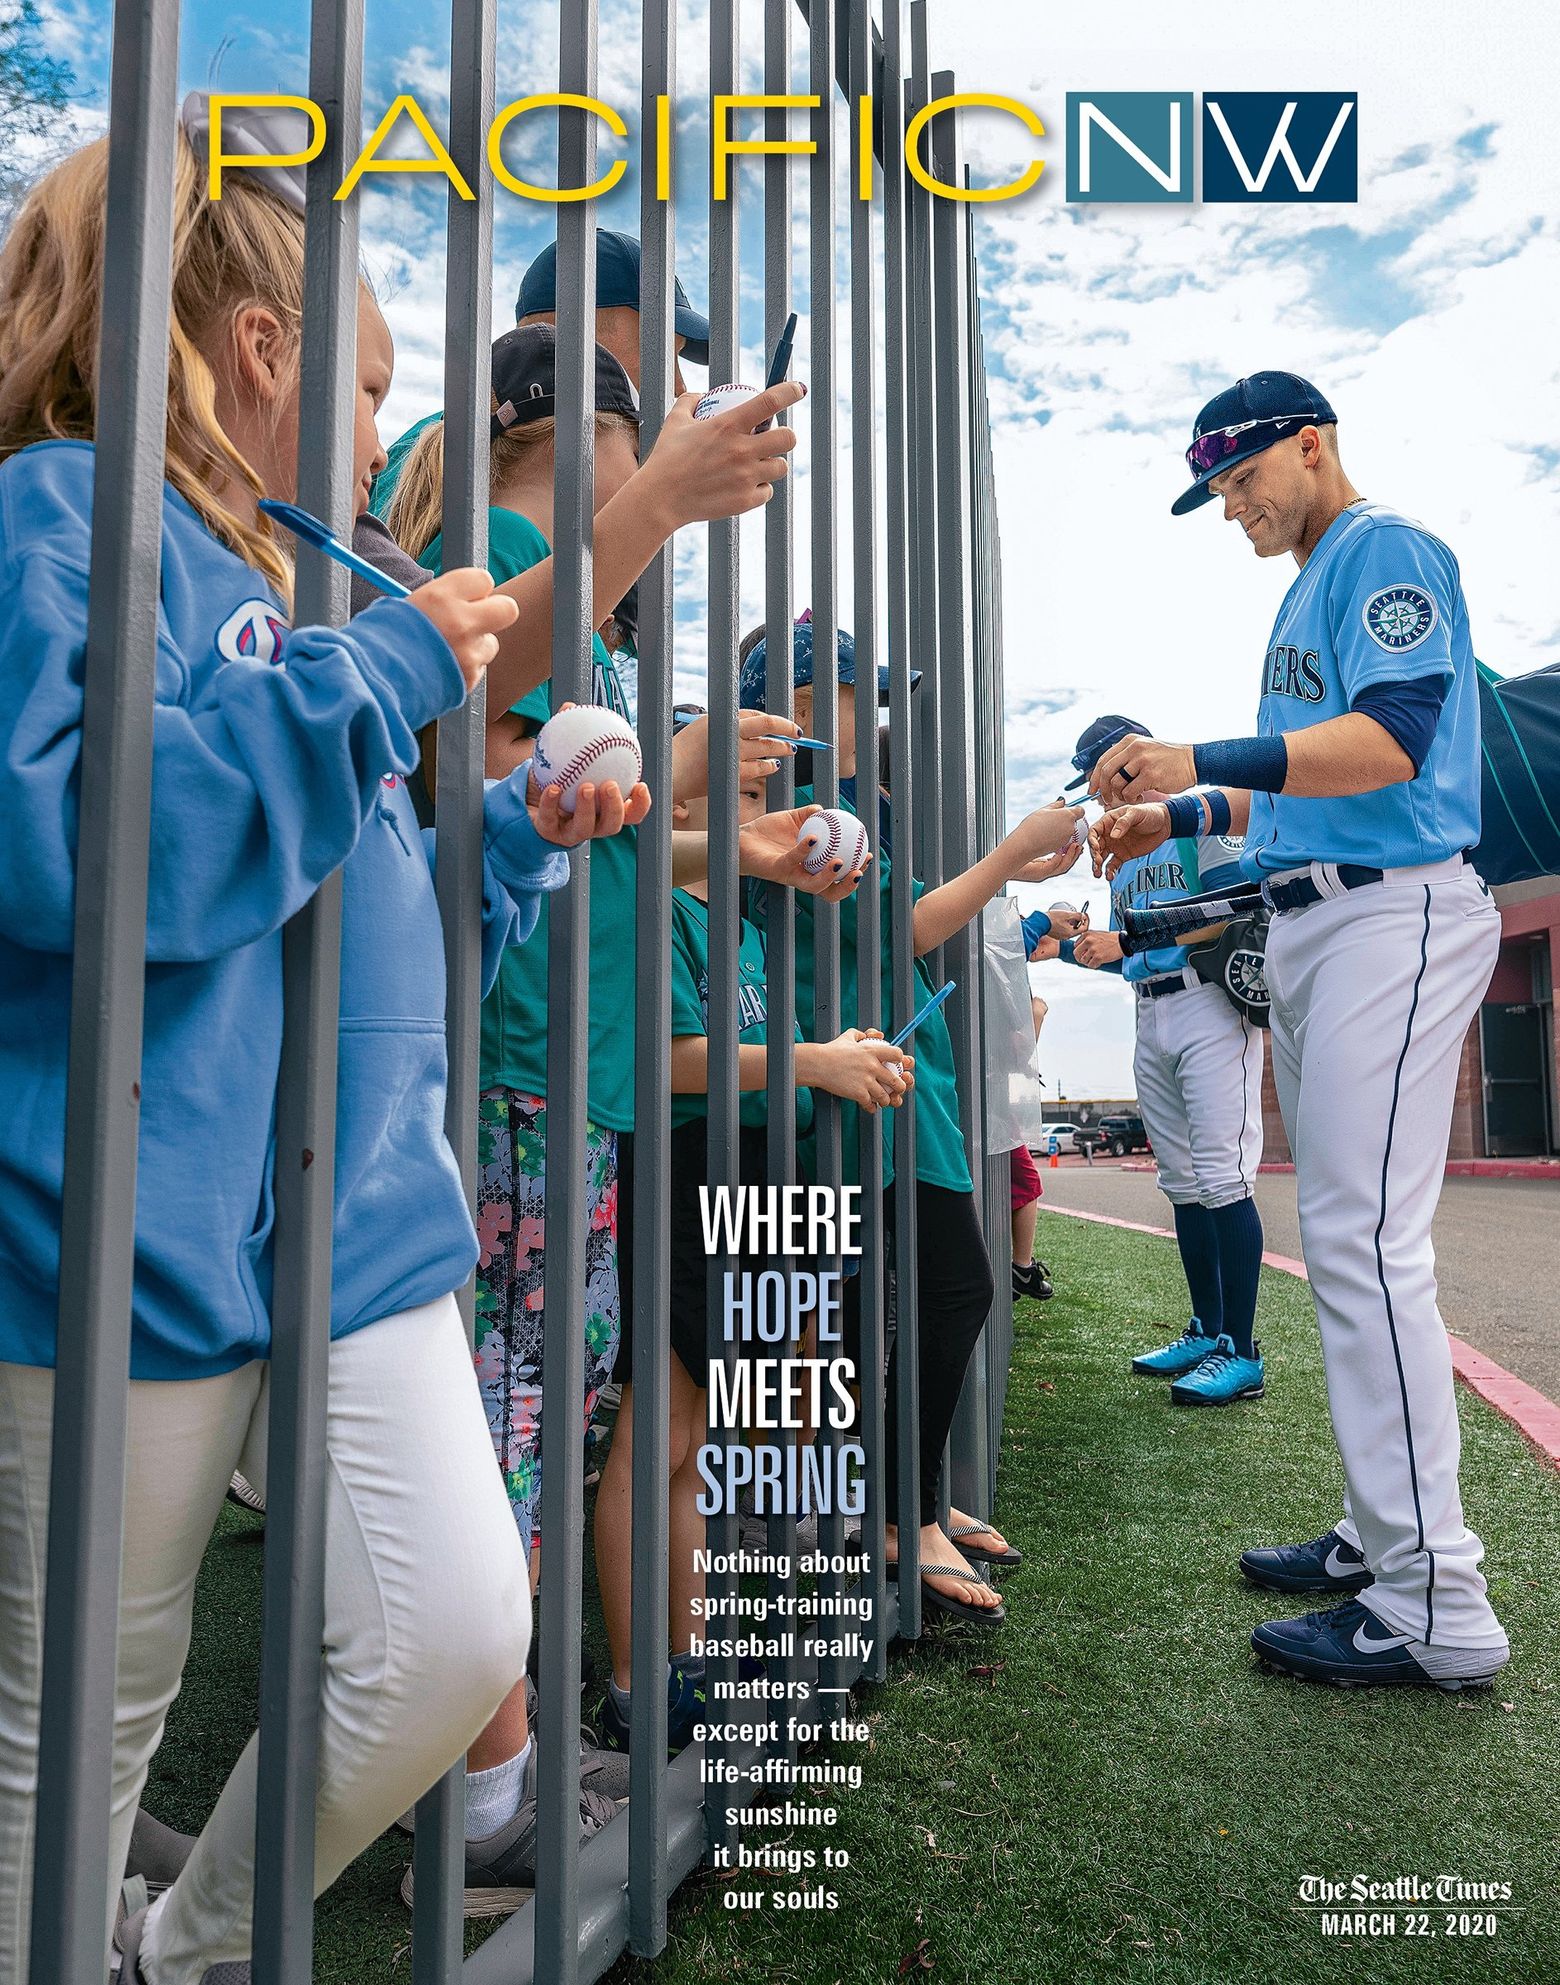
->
<box><xmin>0</xmin><ymin>1295</ymin><xmax>530</xmax><ymax>1985</ymax></box>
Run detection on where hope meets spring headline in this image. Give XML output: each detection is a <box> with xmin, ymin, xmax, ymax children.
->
<box><xmin>694</xmin><ymin>1187</ymin><xmax>866</xmax><ymax>1521</ymax></box>
<box><xmin>200</xmin><ymin>92</ymin><xmax>1047</xmax><ymax>205</ymax></box>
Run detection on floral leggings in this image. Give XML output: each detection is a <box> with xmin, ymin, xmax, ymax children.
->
<box><xmin>473</xmin><ymin>1087</ymin><xmax>622</xmax><ymax>1550</ymax></box>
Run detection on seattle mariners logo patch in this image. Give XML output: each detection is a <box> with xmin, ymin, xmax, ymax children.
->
<box><xmin>1362</xmin><ymin>584</ymin><xmax>1438</xmax><ymax>652</ymax></box>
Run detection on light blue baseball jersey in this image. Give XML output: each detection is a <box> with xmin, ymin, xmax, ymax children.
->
<box><xmin>1108</xmin><ymin>825</ymin><xmax>1248</xmax><ymax>984</ymax></box>
<box><xmin>1243</xmin><ymin>503</ymin><xmax>1481</xmax><ymax>876</ymax></box>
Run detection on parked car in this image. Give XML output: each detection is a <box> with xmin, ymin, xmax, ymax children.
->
<box><xmin>1096</xmin><ymin>1113</ymin><xmax>1151</xmax><ymax>1157</ymax></box>
<box><xmin>1034</xmin><ymin>1121</ymin><xmax>1088</xmax><ymax>1154</ymax></box>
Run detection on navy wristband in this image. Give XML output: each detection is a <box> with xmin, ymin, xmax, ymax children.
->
<box><xmin>1163</xmin><ymin>793</ymin><xmax>1203</xmax><ymax>839</ymax></box>
<box><xmin>1204</xmin><ymin>788</ymin><xmax>1233</xmax><ymax>837</ymax></box>
<box><xmin>1192</xmin><ymin>735</ymin><xmax>1289</xmax><ymax>793</ymax></box>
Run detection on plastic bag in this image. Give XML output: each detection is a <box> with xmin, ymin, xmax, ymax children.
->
<box><xmin>982</xmin><ymin>897</ymin><xmax>1046</xmax><ymax>1155</ymax></box>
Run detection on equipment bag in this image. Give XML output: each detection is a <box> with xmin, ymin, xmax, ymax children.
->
<box><xmin>1475</xmin><ymin>660</ymin><xmax>1560</xmax><ymax>885</ymax></box>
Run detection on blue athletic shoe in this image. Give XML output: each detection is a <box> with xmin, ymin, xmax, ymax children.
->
<box><xmin>1240</xmin><ymin>1527</ymin><xmax>1372</xmax><ymax>1595</ymax></box>
<box><xmin>1130</xmin><ymin>1318</ymin><xmax>1217</xmax><ymax>1377</ymax></box>
<box><xmin>1251</xmin><ymin>1599</ymin><xmax>1509</xmax><ymax>1691</ymax></box>
<box><xmin>1168</xmin><ymin>1334</ymin><xmax>1264</xmax><ymax>1405</ymax></box>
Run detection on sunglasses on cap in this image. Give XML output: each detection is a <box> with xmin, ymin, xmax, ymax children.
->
<box><xmin>1070</xmin><ymin>721</ymin><xmax>1136</xmax><ymax>777</ymax></box>
<box><xmin>1184</xmin><ymin>413</ymin><xmax>1314</xmax><ymax>477</ymax></box>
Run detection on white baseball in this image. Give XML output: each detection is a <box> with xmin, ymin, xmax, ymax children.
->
<box><xmin>692</xmin><ymin>381</ymin><xmax>773</xmax><ymax>432</ymax></box>
<box><xmin>531</xmin><ymin>706</ymin><xmax>644</xmax><ymax>815</ymax></box>
<box><xmin>795</xmin><ymin>808</ymin><xmax>869</xmax><ymax>876</ymax></box>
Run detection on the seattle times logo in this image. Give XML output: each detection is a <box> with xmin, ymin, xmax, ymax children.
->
<box><xmin>1065</xmin><ymin>92</ymin><xmax>1357</xmax><ymax>204</ymax></box>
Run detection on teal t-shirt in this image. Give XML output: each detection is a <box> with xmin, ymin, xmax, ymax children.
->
<box><xmin>369</xmin><ymin>411</ymin><xmax>442</xmax><ymax>520</ymax></box>
<box><xmin>421</xmin><ymin>506</ymin><xmax>639</xmax><ymax>1131</ymax></box>
<box><xmin>751</xmin><ymin>790</ymin><xmax>973</xmax><ymax>1195</ymax></box>
<box><xmin>669</xmin><ymin>890</ymin><xmax>814</xmax><ymax>1136</ymax></box>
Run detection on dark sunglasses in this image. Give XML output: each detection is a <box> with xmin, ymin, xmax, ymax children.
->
<box><xmin>1185</xmin><ymin>413</ymin><xmax>1308</xmax><ymax>477</ymax></box>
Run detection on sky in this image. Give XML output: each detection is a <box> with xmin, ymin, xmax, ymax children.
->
<box><xmin>29</xmin><ymin>0</ymin><xmax>1560</xmax><ymax>1098</ymax></box>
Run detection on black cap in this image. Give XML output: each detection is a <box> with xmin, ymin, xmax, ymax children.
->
<box><xmin>490</xmin><ymin>325</ymin><xmax>641</xmax><ymax>440</ymax></box>
<box><xmin>515</xmin><ymin>230</ymin><xmax>711</xmax><ymax>367</ymax></box>
<box><xmin>1065</xmin><ymin>713</ymin><xmax>1152</xmax><ymax>790</ymax></box>
<box><xmin>1172</xmin><ymin>370</ymin><xmax>1337</xmax><ymax>516</ymax></box>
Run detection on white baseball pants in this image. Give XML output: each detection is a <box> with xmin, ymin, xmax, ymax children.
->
<box><xmin>1132</xmin><ymin>976</ymin><xmax>1264</xmax><ymax>1209</ymax></box>
<box><xmin>0</xmin><ymin>1295</ymin><xmax>529</xmax><ymax>1985</ymax></box>
<box><xmin>1265</xmin><ymin>859</ymin><xmax>1504</xmax><ymax>1650</ymax></box>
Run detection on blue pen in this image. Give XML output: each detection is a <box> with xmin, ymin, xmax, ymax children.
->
<box><xmin>761</xmin><ymin>733</ymin><xmax>831</xmax><ymax>751</ymax></box>
<box><xmin>889</xmin><ymin>979</ymin><xmax>955</xmax><ymax>1049</ymax></box>
<box><xmin>258</xmin><ymin>499</ymin><xmax>414</xmax><ymax>600</ymax></box>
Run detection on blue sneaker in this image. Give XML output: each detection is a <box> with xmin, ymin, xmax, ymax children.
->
<box><xmin>1251</xmin><ymin>1599</ymin><xmax>1509</xmax><ymax>1691</ymax></box>
<box><xmin>596</xmin><ymin>1662</ymin><xmax>706</xmax><ymax>1760</ymax></box>
<box><xmin>1240</xmin><ymin>1527</ymin><xmax>1372</xmax><ymax>1595</ymax></box>
<box><xmin>1168</xmin><ymin>1333</ymin><xmax>1264</xmax><ymax>1405</ymax></box>
<box><xmin>1130</xmin><ymin>1318</ymin><xmax>1217</xmax><ymax>1377</ymax></box>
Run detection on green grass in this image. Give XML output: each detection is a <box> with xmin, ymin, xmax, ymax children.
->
<box><xmin>150</xmin><ymin>1212</ymin><xmax>1560</xmax><ymax>1983</ymax></box>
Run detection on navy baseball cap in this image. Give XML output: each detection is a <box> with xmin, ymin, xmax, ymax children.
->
<box><xmin>490</xmin><ymin>325</ymin><xmax>640</xmax><ymax>439</ymax></box>
<box><xmin>1172</xmin><ymin>370</ymin><xmax>1337</xmax><ymax>517</ymax></box>
<box><xmin>1065</xmin><ymin>713</ymin><xmax>1151</xmax><ymax>790</ymax></box>
<box><xmin>738</xmin><ymin>620</ymin><xmax>921</xmax><ymax>709</ymax></box>
<box><xmin>516</xmin><ymin>229</ymin><xmax>711</xmax><ymax>367</ymax></box>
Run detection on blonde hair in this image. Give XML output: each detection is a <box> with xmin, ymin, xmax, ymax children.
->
<box><xmin>384</xmin><ymin>407</ymin><xmax>640</xmax><ymax>565</ymax></box>
<box><xmin>0</xmin><ymin>130</ymin><xmax>310</xmax><ymax>598</ymax></box>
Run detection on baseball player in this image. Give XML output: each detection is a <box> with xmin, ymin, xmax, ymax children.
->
<box><xmin>1091</xmin><ymin>370</ymin><xmax>1505</xmax><ymax>1690</ymax></box>
<box><xmin>1040</xmin><ymin>718</ymin><xmax>1268</xmax><ymax>1405</ymax></box>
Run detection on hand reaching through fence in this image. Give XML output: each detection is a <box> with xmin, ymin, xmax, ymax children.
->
<box><xmin>408</xmin><ymin>566</ymin><xmax>520</xmax><ymax>692</ymax></box>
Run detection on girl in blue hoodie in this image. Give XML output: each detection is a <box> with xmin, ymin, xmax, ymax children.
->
<box><xmin>0</xmin><ymin>116</ymin><xmax>598</xmax><ymax>1982</ymax></box>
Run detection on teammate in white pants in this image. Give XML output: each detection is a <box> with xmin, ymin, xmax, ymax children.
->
<box><xmin>1049</xmin><ymin>714</ymin><xmax>1267</xmax><ymax>1406</ymax></box>
<box><xmin>1091</xmin><ymin>370</ymin><xmax>1506</xmax><ymax>1690</ymax></box>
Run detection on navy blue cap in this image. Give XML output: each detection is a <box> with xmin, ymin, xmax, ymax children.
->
<box><xmin>490</xmin><ymin>325</ymin><xmax>640</xmax><ymax>439</ymax></box>
<box><xmin>1065</xmin><ymin>713</ymin><xmax>1151</xmax><ymax>790</ymax></box>
<box><xmin>1172</xmin><ymin>370</ymin><xmax>1337</xmax><ymax>517</ymax></box>
<box><xmin>516</xmin><ymin>229</ymin><xmax>710</xmax><ymax>367</ymax></box>
<box><xmin>738</xmin><ymin>621</ymin><xmax>921</xmax><ymax>709</ymax></box>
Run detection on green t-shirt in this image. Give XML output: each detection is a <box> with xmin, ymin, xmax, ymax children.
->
<box><xmin>752</xmin><ymin>789</ymin><xmax>972</xmax><ymax>1195</ymax></box>
<box><xmin>669</xmin><ymin>890</ymin><xmax>814</xmax><ymax>1136</ymax></box>
<box><xmin>421</xmin><ymin>506</ymin><xmax>640</xmax><ymax>1130</ymax></box>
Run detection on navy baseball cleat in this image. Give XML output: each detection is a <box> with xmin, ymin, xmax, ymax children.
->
<box><xmin>1251</xmin><ymin>1599</ymin><xmax>1510</xmax><ymax>1691</ymax></box>
<box><xmin>1130</xmin><ymin>1317</ymin><xmax>1217</xmax><ymax>1377</ymax></box>
<box><xmin>1169</xmin><ymin>1335</ymin><xmax>1264</xmax><ymax>1405</ymax></box>
<box><xmin>1240</xmin><ymin>1527</ymin><xmax>1373</xmax><ymax>1595</ymax></box>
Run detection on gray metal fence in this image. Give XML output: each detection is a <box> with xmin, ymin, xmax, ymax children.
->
<box><xmin>25</xmin><ymin>2</ymin><xmax>1008</xmax><ymax>1979</ymax></box>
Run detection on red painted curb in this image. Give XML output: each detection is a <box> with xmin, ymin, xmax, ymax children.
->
<box><xmin>1123</xmin><ymin>1160</ymin><xmax>1559</xmax><ymax>1180</ymax></box>
<box><xmin>1043</xmin><ymin>1204</ymin><xmax>1560</xmax><ymax>1471</ymax></box>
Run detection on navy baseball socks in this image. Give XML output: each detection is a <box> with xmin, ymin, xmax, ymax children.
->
<box><xmin>1251</xmin><ymin>1598</ymin><xmax>1509</xmax><ymax>1690</ymax></box>
<box><xmin>1130</xmin><ymin>1201</ymin><xmax>1265</xmax><ymax>1400</ymax></box>
<box><xmin>1130</xmin><ymin>1205</ymin><xmax>1222</xmax><ymax>1375</ymax></box>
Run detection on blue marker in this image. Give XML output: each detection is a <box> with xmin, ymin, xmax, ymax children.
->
<box><xmin>889</xmin><ymin>979</ymin><xmax>955</xmax><ymax>1049</ymax></box>
<box><xmin>258</xmin><ymin>499</ymin><xmax>413</xmax><ymax>600</ymax></box>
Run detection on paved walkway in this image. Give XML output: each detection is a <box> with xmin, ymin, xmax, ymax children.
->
<box><xmin>1037</xmin><ymin>1158</ymin><xmax>1560</xmax><ymax>1404</ymax></box>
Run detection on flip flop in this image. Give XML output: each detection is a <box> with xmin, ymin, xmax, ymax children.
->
<box><xmin>888</xmin><ymin>1559</ymin><xmax>1007</xmax><ymax>1627</ymax></box>
<box><xmin>949</xmin><ymin>1520</ymin><xmax>1024</xmax><ymax>1569</ymax></box>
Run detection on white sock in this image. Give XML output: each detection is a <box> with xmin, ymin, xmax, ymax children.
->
<box><xmin>464</xmin><ymin>1736</ymin><xmax>532</xmax><ymax>1841</ymax></box>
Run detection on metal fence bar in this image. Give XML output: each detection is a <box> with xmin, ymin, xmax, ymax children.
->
<box><xmin>846</xmin><ymin>0</ymin><xmax>889</xmax><ymax>1683</ymax></box>
<box><xmin>879</xmin><ymin>0</ymin><xmax>921</xmax><ymax>1631</ymax></box>
<box><xmin>804</xmin><ymin>0</ymin><xmax>847</xmax><ymax>1698</ymax></box>
<box><xmin>534</xmin><ymin>7</ymin><xmax>600</xmax><ymax>1977</ymax></box>
<box><xmin>927</xmin><ymin>79</ymin><xmax>991</xmax><ymax>1520</ymax></box>
<box><xmin>702</xmin><ymin>0</ymin><xmax>743</xmax><ymax>1868</ymax></box>
<box><xmin>27</xmin><ymin>4</ymin><xmax>180</xmax><ymax>1973</ymax></box>
<box><xmin>628</xmin><ymin>0</ymin><xmax>677</xmax><ymax>1951</ymax></box>
<box><xmin>413</xmin><ymin>0</ymin><xmax>498</xmax><ymax>1968</ymax></box>
<box><xmin>905</xmin><ymin>3</ymin><xmax>940</xmax><ymax>900</ymax></box>
<box><xmin>250</xmin><ymin>5</ymin><xmax>363</xmax><ymax>1978</ymax></box>
<box><xmin>761</xmin><ymin>0</ymin><xmax>799</xmax><ymax>1753</ymax></box>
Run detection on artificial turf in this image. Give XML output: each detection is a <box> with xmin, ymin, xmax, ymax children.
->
<box><xmin>148</xmin><ymin>1208</ymin><xmax>1560</xmax><ymax>1983</ymax></box>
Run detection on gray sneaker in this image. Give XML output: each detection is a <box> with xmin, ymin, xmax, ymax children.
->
<box><xmin>225</xmin><ymin>1471</ymin><xmax>266</xmax><ymax>1516</ymax></box>
<box><xmin>398</xmin><ymin>1744</ymin><xmax>618</xmax><ymax>1920</ymax></box>
<box><xmin>126</xmin><ymin>1806</ymin><xmax>197</xmax><ymax>1897</ymax></box>
<box><xmin>114</xmin><ymin>1879</ymin><xmax>249</xmax><ymax>1982</ymax></box>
